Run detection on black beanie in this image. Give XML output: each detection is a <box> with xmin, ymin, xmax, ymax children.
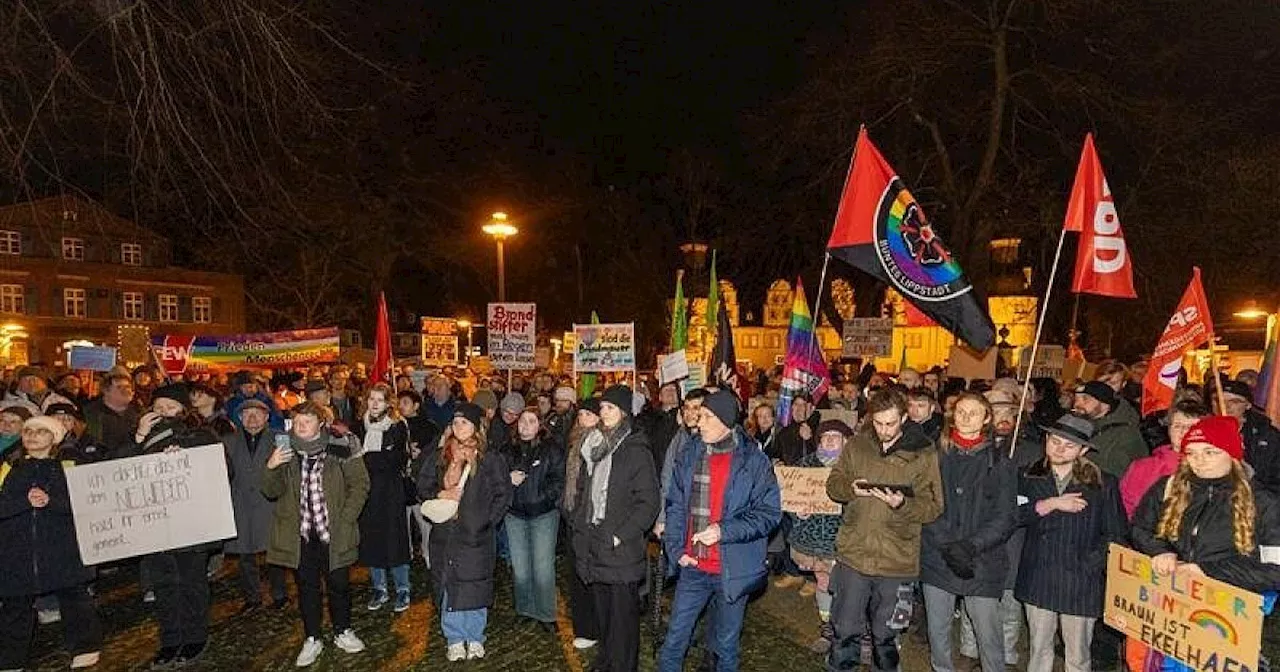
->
<box><xmin>579</xmin><ymin>397</ymin><xmax>602</xmax><ymax>416</ymax></box>
<box><xmin>151</xmin><ymin>383</ymin><xmax>190</xmax><ymax>409</ymax></box>
<box><xmin>453</xmin><ymin>403</ymin><xmax>484</xmax><ymax>430</ymax></box>
<box><xmin>601</xmin><ymin>385</ymin><xmax>633</xmax><ymax>417</ymax></box>
<box><xmin>702</xmin><ymin>390</ymin><xmax>739</xmax><ymax>429</ymax></box>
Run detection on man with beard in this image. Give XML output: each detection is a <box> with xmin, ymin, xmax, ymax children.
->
<box><xmin>546</xmin><ymin>386</ymin><xmax>578</xmax><ymax>445</ymax></box>
<box><xmin>1071</xmin><ymin>381</ymin><xmax>1146</xmax><ymax>478</ymax></box>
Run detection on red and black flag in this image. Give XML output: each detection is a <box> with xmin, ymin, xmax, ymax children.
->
<box><xmin>827</xmin><ymin>128</ymin><xmax>995</xmax><ymax>350</ymax></box>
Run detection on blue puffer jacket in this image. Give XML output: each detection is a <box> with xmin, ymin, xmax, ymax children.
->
<box><xmin>664</xmin><ymin>427</ymin><xmax>782</xmax><ymax>602</ymax></box>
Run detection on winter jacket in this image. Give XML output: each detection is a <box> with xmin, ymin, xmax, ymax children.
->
<box><xmin>643</xmin><ymin>407</ymin><xmax>680</xmax><ymax>472</ymax></box>
<box><xmin>403</xmin><ymin>414</ymin><xmax>440</xmax><ymax>498</ymax></box>
<box><xmin>1118</xmin><ymin>445</ymin><xmax>1180</xmax><ymax>519</ymax></box>
<box><xmin>262</xmin><ymin>435</ymin><xmax>370</xmax><ymax>570</ymax></box>
<box><xmin>226</xmin><ymin>391</ymin><xmax>285</xmax><ymax>432</ymax></box>
<box><xmin>80</xmin><ymin>398</ymin><xmax>142</xmax><ymax>461</ymax></box>
<box><xmin>423</xmin><ymin>397</ymin><xmax>458</xmax><ymax>431</ymax></box>
<box><xmin>546</xmin><ymin>409</ymin><xmax>575</xmax><ymax>448</ymax></box>
<box><xmin>772</xmin><ymin>413</ymin><xmax>819</xmax><ymax>465</ymax></box>
<box><xmin>1089</xmin><ymin>407</ymin><xmax>1148</xmax><ymax>478</ymax></box>
<box><xmin>501</xmin><ymin>432</ymin><xmax>566</xmax><ymax>519</ymax></box>
<box><xmin>1131</xmin><ymin>473</ymin><xmax>1280</xmax><ymax>594</ymax></box>
<box><xmin>135</xmin><ymin>419</ymin><xmax>228</xmax><ymax>553</ymax></box>
<box><xmin>786</xmin><ymin>451</ymin><xmax>842</xmax><ymax>559</ymax></box>
<box><xmin>826</xmin><ymin>424</ymin><xmax>944</xmax><ymax>578</ymax></box>
<box><xmin>907</xmin><ymin>413</ymin><xmax>943</xmax><ymax>444</ymax></box>
<box><xmin>1242</xmin><ymin>409</ymin><xmax>1280</xmax><ymax>494</ymax></box>
<box><xmin>417</xmin><ymin>450</ymin><xmax>512</xmax><ymax>611</ymax></box>
<box><xmin>0</xmin><ymin>456</ymin><xmax>94</xmax><ymax>597</ymax></box>
<box><xmin>1014</xmin><ymin>462</ymin><xmax>1126</xmax><ymax>617</ymax></box>
<box><xmin>571</xmin><ymin>424</ymin><xmax>660</xmax><ymax>585</ymax></box>
<box><xmin>664</xmin><ymin>427</ymin><xmax>781</xmax><ymax>602</ymax></box>
<box><xmin>0</xmin><ymin>389</ymin><xmax>74</xmax><ymax>416</ymax></box>
<box><xmin>357</xmin><ymin>421</ymin><xmax>412</xmax><ymax>568</ymax></box>
<box><xmin>223</xmin><ymin>427</ymin><xmax>284</xmax><ymax>555</ymax></box>
<box><xmin>920</xmin><ymin>437</ymin><xmax>1018</xmax><ymax>598</ymax></box>
<box><xmin>658</xmin><ymin>428</ymin><xmax>696</xmax><ymax>527</ymax></box>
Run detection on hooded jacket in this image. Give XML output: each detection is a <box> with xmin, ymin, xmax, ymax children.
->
<box><xmin>1089</xmin><ymin>406</ymin><xmax>1148</xmax><ymax>478</ymax></box>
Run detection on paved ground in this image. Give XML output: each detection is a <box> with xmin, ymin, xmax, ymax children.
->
<box><xmin>23</xmin><ymin>554</ymin><xmax>1280</xmax><ymax>671</ymax></box>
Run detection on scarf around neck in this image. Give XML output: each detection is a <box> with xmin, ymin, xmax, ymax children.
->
<box><xmin>691</xmin><ymin>433</ymin><xmax>736</xmax><ymax>536</ymax></box>
<box><xmin>585</xmin><ymin>421</ymin><xmax>630</xmax><ymax>524</ymax></box>
<box><xmin>291</xmin><ymin>431</ymin><xmax>329</xmax><ymax>457</ymax></box>
<box><xmin>362</xmin><ymin>413</ymin><xmax>393</xmax><ymax>455</ymax></box>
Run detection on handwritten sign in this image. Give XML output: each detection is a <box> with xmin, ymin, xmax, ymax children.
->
<box><xmin>574</xmin><ymin>323</ymin><xmax>636</xmax><ymax>373</ymax></box>
<box><xmin>842</xmin><ymin>317</ymin><xmax>893</xmax><ymax>358</ymax></box>
<box><xmin>65</xmin><ymin>445</ymin><xmax>236</xmax><ymax>564</ymax></box>
<box><xmin>421</xmin><ymin>317</ymin><xmax>460</xmax><ymax>367</ymax></box>
<box><xmin>1104</xmin><ymin>544</ymin><xmax>1263</xmax><ymax>672</ymax></box>
<box><xmin>1018</xmin><ymin>345</ymin><xmax>1066</xmax><ymax>381</ymax></box>
<box><xmin>659</xmin><ymin>349</ymin><xmax>691</xmax><ymax>384</ymax></box>
<box><xmin>775</xmin><ymin>466</ymin><xmax>841</xmax><ymax>516</ymax></box>
<box><xmin>487</xmin><ymin>303</ymin><xmax>537</xmax><ymax>370</ymax></box>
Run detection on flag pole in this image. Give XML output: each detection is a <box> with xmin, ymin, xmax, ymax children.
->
<box><xmin>1011</xmin><ymin>228</ymin><xmax>1069</xmax><ymax>457</ymax></box>
<box><xmin>806</xmin><ymin>126</ymin><xmax>862</xmax><ymax>361</ymax></box>
<box><xmin>1207</xmin><ymin>330</ymin><xmax>1228</xmax><ymax>417</ymax></box>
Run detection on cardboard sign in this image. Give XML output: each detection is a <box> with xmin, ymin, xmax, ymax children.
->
<box><xmin>842</xmin><ymin>317</ymin><xmax>894</xmax><ymax>358</ymax></box>
<box><xmin>574</xmin><ymin>323</ymin><xmax>636</xmax><ymax>373</ymax></box>
<box><xmin>117</xmin><ymin>325</ymin><xmax>152</xmax><ymax>365</ymax></box>
<box><xmin>69</xmin><ymin>345</ymin><xmax>118</xmax><ymax>372</ymax></box>
<box><xmin>659</xmin><ymin>350</ymin><xmax>691</xmax><ymax>384</ymax></box>
<box><xmin>487</xmin><ymin>303</ymin><xmax>537</xmax><ymax>370</ymax></box>
<box><xmin>421</xmin><ymin>318</ymin><xmax>460</xmax><ymax>367</ymax></box>
<box><xmin>65</xmin><ymin>445</ymin><xmax>237</xmax><ymax>564</ymax></box>
<box><xmin>774</xmin><ymin>466</ymin><xmax>841</xmax><ymax>516</ymax></box>
<box><xmin>1018</xmin><ymin>345</ymin><xmax>1066</xmax><ymax>381</ymax></box>
<box><xmin>948</xmin><ymin>344</ymin><xmax>998</xmax><ymax>381</ymax></box>
<box><xmin>1104</xmin><ymin>544</ymin><xmax>1263</xmax><ymax>672</ymax></box>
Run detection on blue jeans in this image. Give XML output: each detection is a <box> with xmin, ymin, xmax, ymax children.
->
<box><xmin>440</xmin><ymin>591</ymin><xmax>488</xmax><ymax>646</ymax></box>
<box><xmin>369</xmin><ymin>564</ymin><xmax>410</xmax><ymax>596</ymax></box>
<box><xmin>658</xmin><ymin>567</ymin><xmax>746</xmax><ymax>672</ymax></box>
<box><xmin>505</xmin><ymin>511</ymin><xmax>559</xmax><ymax>623</ymax></box>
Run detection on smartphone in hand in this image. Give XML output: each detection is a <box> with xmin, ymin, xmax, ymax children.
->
<box><xmin>274</xmin><ymin>433</ymin><xmax>294</xmax><ymax>458</ymax></box>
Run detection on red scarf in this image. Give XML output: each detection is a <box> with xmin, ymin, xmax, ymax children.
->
<box><xmin>949</xmin><ymin>428</ymin><xmax>985</xmax><ymax>451</ymax></box>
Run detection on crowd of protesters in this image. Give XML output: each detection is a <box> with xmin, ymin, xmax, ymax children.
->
<box><xmin>0</xmin><ymin>354</ymin><xmax>1277</xmax><ymax>672</ymax></box>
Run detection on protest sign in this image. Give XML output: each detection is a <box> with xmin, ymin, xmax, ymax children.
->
<box><xmin>117</xmin><ymin>325</ymin><xmax>152</xmax><ymax>365</ymax></box>
<box><xmin>535</xmin><ymin>346</ymin><xmax>552</xmax><ymax>369</ymax></box>
<box><xmin>1104</xmin><ymin>544</ymin><xmax>1263</xmax><ymax>672</ymax></box>
<box><xmin>574</xmin><ymin>322</ymin><xmax>636</xmax><ymax>372</ymax></box>
<box><xmin>774</xmin><ymin>466</ymin><xmax>841</xmax><ymax>516</ymax></box>
<box><xmin>681</xmin><ymin>365</ymin><xmax>704</xmax><ymax>396</ymax></box>
<box><xmin>152</xmin><ymin>328</ymin><xmax>340</xmax><ymax>375</ymax></box>
<box><xmin>470</xmin><ymin>356</ymin><xmax>495</xmax><ymax>375</ymax></box>
<box><xmin>659</xmin><ymin>349</ymin><xmax>690</xmax><ymax>384</ymax></box>
<box><xmin>487</xmin><ymin>303</ymin><xmax>537</xmax><ymax>370</ymax></box>
<box><xmin>948</xmin><ymin>344</ymin><xmax>998</xmax><ymax>381</ymax></box>
<box><xmin>1018</xmin><ymin>345</ymin><xmax>1066</xmax><ymax>380</ymax></box>
<box><xmin>420</xmin><ymin>317</ymin><xmax>460</xmax><ymax>367</ymax></box>
<box><xmin>69</xmin><ymin>345</ymin><xmax>118</xmax><ymax>372</ymax></box>
<box><xmin>842</xmin><ymin>317</ymin><xmax>893</xmax><ymax>358</ymax></box>
<box><xmin>65</xmin><ymin>445</ymin><xmax>236</xmax><ymax>565</ymax></box>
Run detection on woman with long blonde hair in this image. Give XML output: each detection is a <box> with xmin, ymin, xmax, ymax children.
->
<box><xmin>355</xmin><ymin>382</ymin><xmax>412</xmax><ymax>612</ymax></box>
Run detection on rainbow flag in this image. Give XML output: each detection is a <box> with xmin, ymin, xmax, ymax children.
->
<box><xmin>1256</xmin><ymin>313</ymin><xmax>1280</xmax><ymax>427</ymax></box>
<box><xmin>776</xmin><ymin>278</ymin><xmax>831</xmax><ymax>427</ymax></box>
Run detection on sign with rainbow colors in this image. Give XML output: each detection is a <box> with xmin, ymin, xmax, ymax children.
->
<box><xmin>152</xmin><ymin>328</ymin><xmax>340</xmax><ymax>375</ymax></box>
<box><xmin>1104</xmin><ymin>544</ymin><xmax>1263</xmax><ymax>672</ymax></box>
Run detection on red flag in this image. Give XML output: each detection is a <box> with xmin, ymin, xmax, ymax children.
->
<box><xmin>1141</xmin><ymin>268</ymin><xmax>1214</xmax><ymax>416</ymax></box>
<box><xmin>371</xmin><ymin>292</ymin><xmax>394</xmax><ymax>385</ymax></box>
<box><xmin>1067</xmin><ymin>134</ymin><xmax>1136</xmax><ymax>298</ymax></box>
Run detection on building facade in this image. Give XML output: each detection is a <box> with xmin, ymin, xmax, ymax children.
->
<box><xmin>0</xmin><ymin>195</ymin><xmax>245</xmax><ymax>367</ymax></box>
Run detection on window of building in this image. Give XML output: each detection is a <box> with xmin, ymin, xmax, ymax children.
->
<box><xmin>0</xmin><ymin>231</ymin><xmax>20</xmax><ymax>255</ymax></box>
<box><xmin>121</xmin><ymin>242</ymin><xmax>142</xmax><ymax>266</ymax></box>
<box><xmin>62</xmin><ymin>237</ymin><xmax>84</xmax><ymax>261</ymax></box>
<box><xmin>123</xmin><ymin>292</ymin><xmax>144</xmax><ymax>321</ymax></box>
<box><xmin>63</xmin><ymin>288</ymin><xmax>86</xmax><ymax>318</ymax></box>
<box><xmin>159</xmin><ymin>294</ymin><xmax>178</xmax><ymax>322</ymax></box>
<box><xmin>193</xmin><ymin>296</ymin><xmax>212</xmax><ymax>323</ymax></box>
<box><xmin>0</xmin><ymin>285</ymin><xmax>23</xmax><ymax>313</ymax></box>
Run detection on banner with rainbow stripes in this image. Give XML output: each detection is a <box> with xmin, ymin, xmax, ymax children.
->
<box><xmin>776</xmin><ymin>278</ymin><xmax>830</xmax><ymax>428</ymax></box>
<box><xmin>152</xmin><ymin>327</ymin><xmax>340</xmax><ymax>375</ymax></box>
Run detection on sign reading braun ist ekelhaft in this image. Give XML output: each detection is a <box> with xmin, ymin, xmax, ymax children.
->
<box><xmin>487</xmin><ymin>303</ymin><xmax>537</xmax><ymax>370</ymax></box>
<box><xmin>1104</xmin><ymin>544</ymin><xmax>1264</xmax><ymax>672</ymax></box>
<box><xmin>152</xmin><ymin>327</ymin><xmax>341</xmax><ymax>376</ymax></box>
<box><xmin>65</xmin><ymin>445</ymin><xmax>237</xmax><ymax>564</ymax></box>
<box><xmin>573</xmin><ymin>322</ymin><xmax>636</xmax><ymax>372</ymax></box>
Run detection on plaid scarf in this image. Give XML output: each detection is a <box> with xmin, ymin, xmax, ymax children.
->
<box><xmin>690</xmin><ymin>434</ymin><xmax>735</xmax><ymax>537</ymax></box>
<box><xmin>299</xmin><ymin>452</ymin><xmax>331</xmax><ymax>543</ymax></box>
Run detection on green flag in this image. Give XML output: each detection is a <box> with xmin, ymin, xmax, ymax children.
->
<box><xmin>578</xmin><ymin>310</ymin><xmax>600</xmax><ymax>400</ymax></box>
<box><xmin>670</xmin><ymin>270</ymin><xmax>688</xmax><ymax>351</ymax></box>
<box><xmin>706</xmin><ymin>250</ymin><xmax>719</xmax><ymax>338</ymax></box>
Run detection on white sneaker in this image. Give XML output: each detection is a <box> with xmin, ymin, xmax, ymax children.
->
<box><xmin>572</xmin><ymin>637</ymin><xmax>597</xmax><ymax>650</ymax></box>
<box><xmin>446</xmin><ymin>643</ymin><xmax>467</xmax><ymax>662</ymax></box>
<box><xmin>333</xmin><ymin>629</ymin><xmax>365</xmax><ymax>654</ymax></box>
<box><xmin>38</xmin><ymin>609</ymin><xmax>62</xmax><ymax>624</ymax></box>
<box><xmin>294</xmin><ymin>638</ymin><xmax>323</xmax><ymax>667</ymax></box>
<box><xmin>69</xmin><ymin>651</ymin><xmax>100</xmax><ymax>669</ymax></box>
<box><xmin>466</xmin><ymin>642</ymin><xmax>485</xmax><ymax>659</ymax></box>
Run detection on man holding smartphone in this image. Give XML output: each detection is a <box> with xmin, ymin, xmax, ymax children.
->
<box><xmin>826</xmin><ymin>388</ymin><xmax>943</xmax><ymax>672</ymax></box>
<box><xmin>223</xmin><ymin>399</ymin><xmax>290</xmax><ymax>612</ymax></box>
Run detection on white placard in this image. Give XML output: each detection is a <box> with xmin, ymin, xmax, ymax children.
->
<box><xmin>659</xmin><ymin>350</ymin><xmax>691</xmax><ymax>384</ymax></box>
<box><xmin>66</xmin><ymin>444</ymin><xmax>236</xmax><ymax>564</ymax></box>
<box><xmin>487</xmin><ymin>303</ymin><xmax>537</xmax><ymax>370</ymax></box>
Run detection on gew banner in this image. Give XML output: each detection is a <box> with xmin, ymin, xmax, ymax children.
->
<box><xmin>152</xmin><ymin>327</ymin><xmax>341</xmax><ymax>375</ymax></box>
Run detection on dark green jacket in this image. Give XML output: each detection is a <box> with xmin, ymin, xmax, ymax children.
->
<box><xmin>1089</xmin><ymin>409</ymin><xmax>1147</xmax><ymax>478</ymax></box>
<box><xmin>262</xmin><ymin>436</ymin><xmax>370</xmax><ymax>570</ymax></box>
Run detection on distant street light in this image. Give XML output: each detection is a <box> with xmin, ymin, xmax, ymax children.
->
<box><xmin>482</xmin><ymin>211</ymin><xmax>518</xmax><ymax>302</ymax></box>
<box><xmin>456</xmin><ymin>319</ymin><xmax>475</xmax><ymax>365</ymax></box>
<box><xmin>1234</xmin><ymin>301</ymin><xmax>1269</xmax><ymax>320</ymax></box>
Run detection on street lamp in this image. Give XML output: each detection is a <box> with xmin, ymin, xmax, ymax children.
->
<box><xmin>1234</xmin><ymin>301</ymin><xmax>1269</xmax><ymax>320</ymax></box>
<box><xmin>482</xmin><ymin>211</ymin><xmax>518</xmax><ymax>301</ymax></box>
<box><xmin>456</xmin><ymin>319</ymin><xmax>475</xmax><ymax>365</ymax></box>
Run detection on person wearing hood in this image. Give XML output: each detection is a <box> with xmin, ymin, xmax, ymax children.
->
<box><xmin>0</xmin><ymin>416</ymin><xmax>103</xmax><ymax>670</ymax></box>
<box><xmin>0</xmin><ymin>405</ymin><xmax>33</xmax><ymax>460</ymax></box>
<box><xmin>1072</xmin><ymin>381</ymin><xmax>1147</xmax><ymax>478</ymax></box>
<box><xmin>355</xmin><ymin>383</ymin><xmax>413</xmax><ymax>613</ymax></box>
<box><xmin>501</xmin><ymin>407</ymin><xmax>566</xmax><ymax>632</ymax></box>
<box><xmin>263</xmin><ymin>402</ymin><xmax>370</xmax><ymax>668</ymax></box>
<box><xmin>570</xmin><ymin>385</ymin><xmax>660</xmax><ymax>672</ymax></box>
<box><xmin>825</xmin><ymin>388</ymin><xmax>944</xmax><ymax>672</ymax></box>
<box><xmin>561</xmin><ymin>398</ymin><xmax>603</xmax><ymax>650</ymax></box>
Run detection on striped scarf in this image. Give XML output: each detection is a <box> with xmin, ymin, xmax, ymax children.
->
<box><xmin>690</xmin><ymin>434</ymin><xmax>735</xmax><ymax>537</ymax></box>
<box><xmin>299</xmin><ymin>452</ymin><xmax>330</xmax><ymax>543</ymax></box>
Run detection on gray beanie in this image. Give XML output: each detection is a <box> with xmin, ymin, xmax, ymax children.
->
<box><xmin>500</xmin><ymin>392</ymin><xmax>526</xmax><ymax>415</ymax></box>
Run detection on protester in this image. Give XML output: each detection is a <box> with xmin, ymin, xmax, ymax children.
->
<box><xmin>546</xmin><ymin>386</ymin><xmax>577</xmax><ymax>445</ymax></box>
<box><xmin>189</xmin><ymin>383</ymin><xmax>236</xmax><ymax>435</ymax></box>
<box><xmin>45</xmin><ymin>402</ymin><xmax>100</xmax><ymax>463</ymax></box>
<box><xmin>81</xmin><ymin>373</ymin><xmax>142</xmax><ymax>460</ymax></box>
<box><xmin>772</xmin><ymin>393</ymin><xmax>818</xmax><ymax>465</ymax></box>
<box><xmin>561</xmin><ymin>398</ymin><xmax>603</xmax><ymax>650</ymax></box>
<box><xmin>1072</xmin><ymin>381</ymin><xmax>1147</xmax><ymax>478</ymax></box>
<box><xmin>825</xmin><ymin>388</ymin><xmax>944</xmax><ymax>671</ymax></box>
<box><xmin>920</xmin><ymin>393</ymin><xmax>1017</xmax><ymax>672</ymax></box>
<box><xmin>0</xmin><ymin>416</ymin><xmax>103</xmax><ymax>670</ymax></box>
<box><xmin>748</xmin><ymin>402</ymin><xmax>777</xmax><ymax>455</ymax></box>
<box><xmin>570</xmin><ymin>385</ymin><xmax>659</xmax><ymax>672</ymax></box>
<box><xmin>263</xmin><ymin>401</ymin><xmax>370</xmax><ymax>667</ymax></box>
<box><xmin>501</xmin><ymin>408</ymin><xmax>566</xmax><ymax>632</ymax></box>
<box><xmin>490</xmin><ymin>392</ymin><xmax>523</xmax><ymax>452</ymax></box>
<box><xmin>356</xmin><ymin>383</ymin><xmax>413</xmax><ymax>613</ymax></box>
<box><xmin>398</xmin><ymin>389</ymin><xmax>440</xmax><ymax>564</ymax></box>
<box><xmin>787</xmin><ymin>419</ymin><xmax>851</xmax><ymax>653</ymax></box>
<box><xmin>1015</xmin><ymin>413</ymin><xmax>1126</xmax><ymax>672</ymax></box>
<box><xmin>223</xmin><ymin>399</ymin><xmax>290</xmax><ymax>612</ymax></box>
<box><xmin>422</xmin><ymin>376</ymin><xmax>458</xmax><ymax>430</ymax></box>
<box><xmin>659</xmin><ymin>389</ymin><xmax>781</xmax><ymax>671</ymax></box>
<box><xmin>645</xmin><ymin>381</ymin><xmax>682</xmax><ymax>470</ymax></box>
<box><xmin>898</xmin><ymin>368</ymin><xmax>922</xmax><ymax>389</ymax></box>
<box><xmin>1215</xmin><ymin>378</ymin><xmax>1280</xmax><ymax>492</ymax></box>
<box><xmin>1119</xmin><ymin>399</ymin><xmax>1207</xmax><ymax>518</ymax></box>
<box><xmin>226</xmin><ymin>372</ymin><xmax>285</xmax><ymax>432</ymax></box>
<box><xmin>416</xmin><ymin>403</ymin><xmax>512</xmax><ymax>661</ymax></box>
<box><xmin>274</xmin><ymin>372</ymin><xmax>307</xmax><ymax>413</ymax></box>
<box><xmin>0</xmin><ymin>405</ymin><xmax>33</xmax><ymax>460</ymax></box>
<box><xmin>323</xmin><ymin>374</ymin><xmax>359</xmax><ymax>427</ymax></box>
<box><xmin>656</xmin><ymin>388</ymin><xmax>708</xmax><ymax>536</ymax></box>
<box><xmin>56</xmin><ymin>372</ymin><xmax>87</xmax><ymax>406</ymax></box>
<box><xmin>1027</xmin><ymin>377</ymin><xmax>1065</xmax><ymax>435</ymax></box>
<box><xmin>905</xmin><ymin>388</ymin><xmax>942</xmax><ymax>443</ymax></box>
<box><xmin>2</xmin><ymin>366</ymin><xmax>74</xmax><ymax>414</ymax></box>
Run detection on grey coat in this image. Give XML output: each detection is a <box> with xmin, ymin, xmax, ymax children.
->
<box><xmin>224</xmin><ymin>428</ymin><xmax>284</xmax><ymax>555</ymax></box>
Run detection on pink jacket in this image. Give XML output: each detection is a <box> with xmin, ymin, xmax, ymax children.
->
<box><xmin>1118</xmin><ymin>445</ymin><xmax>1181</xmax><ymax>519</ymax></box>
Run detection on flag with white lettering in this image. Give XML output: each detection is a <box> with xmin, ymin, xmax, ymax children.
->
<box><xmin>1066</xmin><ymin>133</ymin><xmax>1137</xmax><ymax>298</ymax></box>
<box><xmin>1141</xmin><ymin>268</ymin><xmax>1213</xmax><ymax>416</ymax></box>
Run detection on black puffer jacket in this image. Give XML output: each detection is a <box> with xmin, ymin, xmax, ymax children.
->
<box><xmin>1242</xmin><ymin>409</ymin><xmax>1280</xmax><ymax>495</ymax></box>
<box><xmin>1132</xmin><ymin>472</ymin><xmax>1280</xmax><ymax>593</ymax></box>
<box><xmin>0</xmin><ymin>456</ymin><xmax>94</xmax><ymax>597</ymax></box>
<box><xmin>501</xmin><ymin>432</ymin><xmax>566</xmax><ymax>519</ymax></box>
<box><xmin>571</xmin><ymin>423</ymin><xmax>660</xmax><ymax>585</ymax></box>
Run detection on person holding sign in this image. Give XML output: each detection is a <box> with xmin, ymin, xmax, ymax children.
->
<box><xmin>1014</xmin><ymin>413</ymin><xmax>1126</xmax><ymax>672</ymax></box>
<box><xmin>0</xmin><ymin>416</ymin><xmax>103</xmax><ymax>670</ymax></box>
<box><xmin>262</xmin><ymin>402</ymin><xmax>370</xmax><ymax>668</ymax></box>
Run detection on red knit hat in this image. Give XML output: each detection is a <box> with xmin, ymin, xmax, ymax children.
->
<box><xmin>1181</xmin><ymin>415</ymin><xmax>1244</xmax><ymax>460</ymax></box>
